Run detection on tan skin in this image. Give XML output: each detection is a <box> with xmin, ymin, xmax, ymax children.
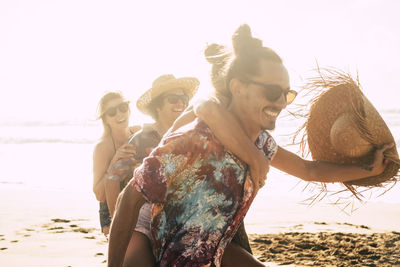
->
<box><xmin>92</xmin><ymin>97</ymin><xmax>139</xmax><ymax>236</ymax></box>
<box><xmin>108</xmin><ymin>60</ymin><xmax>391</xmax><ymax>266</ymax></box>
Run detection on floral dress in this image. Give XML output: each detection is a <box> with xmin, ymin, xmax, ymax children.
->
<box><xmin>131</xmin><ymin>120</ymin><xmax>278</xmax><ymax>267</ymax></box>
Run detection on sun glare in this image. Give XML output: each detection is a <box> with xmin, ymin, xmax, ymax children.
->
<box><xmin>0</xmin><ymin>0</ymin><xmax>399</xmax><ymax>125</ymax></box>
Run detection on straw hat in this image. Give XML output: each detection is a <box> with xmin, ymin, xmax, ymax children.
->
<box><xmin>136</xmin><ymin>74</ymin><xmax>199</xmax><ymax>115</ymax></box>
<box><xmin>303</xmin><ymin>69</ymin><xmax>399</xmax><ymax>187</ymax></box>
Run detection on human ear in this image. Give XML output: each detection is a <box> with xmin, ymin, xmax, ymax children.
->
<box><xmin>155</xmin><ymin>104</ymin><xmax>163</xmax><ymax>118</ymax></box>
<box><xmin>102</xmin><ymin>117</ymin><xmax>109</xmax><ymax>126</ymax></box>
<box><xmin>229</xmin><ymin>78</ymin><xmax>244</xmax><ymax>97</ymax></box>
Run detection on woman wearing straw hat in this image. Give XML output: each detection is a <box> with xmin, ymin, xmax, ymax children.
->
<box><xmin>109</xmin><ymin>25</ymin><xmax>397</xmax><ymax>267</ymax></box>
<box><xmin>105</xmin><ymin>74</ymin><xmax>199</xmax><ymax>266</ymax></box>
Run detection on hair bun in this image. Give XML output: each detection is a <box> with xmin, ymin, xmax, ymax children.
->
<box><xmin>204</xmin><ymin>43</ymin><xmax>230</xmax><ymax>66</ymax></box>
<box><xmin>232</xmin><ymin>24</ymin><xmax>262</xmax><ymax>56</ymax></box>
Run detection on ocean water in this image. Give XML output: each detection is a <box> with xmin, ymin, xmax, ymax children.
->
<box><xmin>0</xmin><ymin>110</ymin><xmax>399</xmax><ymax>233</ymax></box>
<box><xmin>1</xmin><ymin>110</ymin><xmax>399</xmax><ymax>196</ymax></box>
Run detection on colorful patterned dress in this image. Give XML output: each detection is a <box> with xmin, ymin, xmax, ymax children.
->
<box><xmin>131</xmin><ymin>120</ymin><xmax>278</xmax><ymax>267</ymax></box>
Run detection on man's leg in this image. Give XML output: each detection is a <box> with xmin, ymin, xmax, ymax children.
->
<box><xmin>231</xmin><ymin>222</ymin><xmax>252</xmax><ymax>254</ymax></box>
<box><xmin>222</xmin><ymin>242</ymin><xmax>265</xmax><ymax>267</ymax></box>
<box><xmin>222</xmin><ymin>222</ymin><xmax>264</xmax><ymax>266</ymax></box>
<box><xmin>122</xmin><ymin>231</ymin><xmax>155</xmax><ymax>267</ymax></box>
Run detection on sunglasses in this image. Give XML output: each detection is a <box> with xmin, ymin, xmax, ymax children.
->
<box><xmin>102</xmin><ymin>102</ymin><xmax>129</xmax><ymax>117</ymax></box>
<box><xmin>241</xmin><ymin>78</ymin><xmax>297</xmax><ymax>105</ymax></box>
<box><xmin>163</xmin><ymin>94</ymin><xmax>189</xmax><ymax>105</ymax></box>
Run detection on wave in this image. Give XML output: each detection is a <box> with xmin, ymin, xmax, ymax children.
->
<box><xmin>0</xmin><ymin>120</ymin><xmax>98</xmax><ymax>127</ymax></box>
<box><xmin>0</xmin><ymin>138</ymin><xmax>96</xmax><ymax>144</ymax></box>
<box><xmin>0</xmin><ymin>181</ymin><xmax>24</xmax><ymax>185</ymax></box>
<box><xmin>0</xmin><ymin>112</ymin><xmax>399</xmax><ymax>144</ymax></box>
<box><xmin>380</xmin><ymin>109</ymin><xmax>400</xmax><ymax>114</ymax></box>
<box><xmin>1</xmin><ymin>109</ymin><xmax>399</xmax><ymax>127</ymax></box>
<box><xmin>0</xmin><ymin>122</ymin><xmax>101</xmax><ymax>144</ymax></box>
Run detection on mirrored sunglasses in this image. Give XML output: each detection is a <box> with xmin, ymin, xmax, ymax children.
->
<box><xmin>103</xmin><ymin>102</ymin><xmax>129</xmax><ymax>117</ymax></box>
<box><xmin>164</xmin><ymin>94</ymin><xmax>189</xmax><ymax>105</ymax></box>
<box><xmin>242</xmin><ymin>78</ymin><xmax>297</xmax><ymax>105</ymax></box>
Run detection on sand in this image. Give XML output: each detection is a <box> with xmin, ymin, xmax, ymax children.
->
<box><xmin>250</xmin><ymin>229</ymin><xmax>400</xmax><ymax>266</ymax></box>
<box><xmin>0</xmin><ymin>218</ymin><xmax>108</xmax><ymax>267</ymax></box>
<box><xmin>0</xmin><ymin>186</ymin><xmax>108</xmax><ymax>266</ymax></box>
<box><xmin>1</xmin><ymin>185</ymin><xmax>400</xmax><ymax>266</ymax></box>
<box><xmin>2</xmin><ymin>218</ymin><xmax>399</xmax><ymax>267</ymax></box>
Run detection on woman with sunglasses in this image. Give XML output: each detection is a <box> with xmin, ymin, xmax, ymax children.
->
<box><xmin>93</xmin><ymin>91</ymin><xmax>140</xmax><ymax>237</ymax></box>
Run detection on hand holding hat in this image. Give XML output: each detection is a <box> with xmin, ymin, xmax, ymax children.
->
<box><xmin>300</xmin><ymin>68</ymin><xmax>399</xmax><ymax>189</ymax></box>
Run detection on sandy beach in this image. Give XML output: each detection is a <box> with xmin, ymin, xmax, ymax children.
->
<box><xmin>0</xmin><ymin>137</ymin><xmax>398</xmax><ymax>266</ymax></box>
<box><xmin>2</xmin><ymin>219</ymin><xmax>400</xmax><ymax>267</ymax></box>
<box><xmin>1</xmin><ymin>184</ymin><xmax>399</xmax><ymax>267</ymax></box>
<box><xmin>250</xmin><ymin>230</ymin><xmax>400</xmax><ymax>266</ymax></box>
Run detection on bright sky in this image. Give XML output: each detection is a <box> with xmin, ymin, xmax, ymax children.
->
<box><xmin>1</xmin><ymin>0</ymin><xmax>399</xmax><ymax>124</ymax></box>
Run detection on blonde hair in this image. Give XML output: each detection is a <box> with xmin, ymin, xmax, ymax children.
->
<box><xmin>96</xmin><ymin>91</ymin><xmax>128</xmax><ymax>139</ymax></box>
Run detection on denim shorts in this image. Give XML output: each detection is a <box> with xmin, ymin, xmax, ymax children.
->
<box><xmin>134</xmin><ymin>202</ymin><xmax>152</xmax><ymax>241</ymax></box>
<box><xmin>99</xmin><ymin>201</ymin><xmax>111</xmax><ymax>230</ymax></box>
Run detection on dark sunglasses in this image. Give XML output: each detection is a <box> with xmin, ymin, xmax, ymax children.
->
<box><xmin>164</xmin><ymin>94</ymin><xmax>189</xmax><ymax>105</ymax></box>
<box><xmin>103</xmin><ymin>102</ymin><xmax>129</xmax><ymax>117</ymax></box>
<box><xmin>241</xmin><ymin>78</ymin><xmax>297</xmax><ymax>105</ymax></box>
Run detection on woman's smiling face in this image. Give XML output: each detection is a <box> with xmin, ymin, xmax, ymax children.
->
<box><xmin>103</xmin><ymin>97</ymin><xmax>130</xmax><ymax>131</ymax></box>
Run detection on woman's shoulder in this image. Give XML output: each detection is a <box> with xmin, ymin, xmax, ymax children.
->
<box><xmin>94</xmin><ymin>137</ymin><xmax>114</xmax><ymax>155</ymax></box>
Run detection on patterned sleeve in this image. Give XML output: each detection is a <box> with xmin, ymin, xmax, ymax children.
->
<box><xmin>130</xmin><ymin>133</ymin><xmax>191</xmax><ymax>204</ymax></box>
<box><xmin>107</xmin><ymin>158</ymin><xmax>136</xmax><ymax>182</ymax></box>
<box><xmin>256</xmin><ymin>131</ymin><xmax>278</xmax><ymax>161</ymax></box>
<box><xmin>106</xmin><ymin>133</ymin><xmax>143</xmax><ymax>182</ymax></box>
